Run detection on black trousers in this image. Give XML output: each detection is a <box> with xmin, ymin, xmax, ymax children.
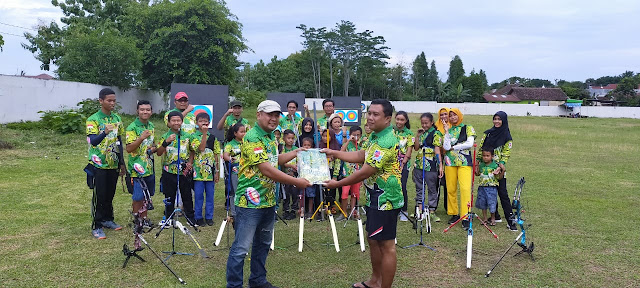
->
<box><xmin>282</xmin><ymin>184</ymin><xmax>300</xmax><ymax>212</ymax></box>
<box><xmin>495</xmin><ymin>178</ymin><xmax>513</xmax><ymax>220</ymax></box>
<box><xmin>161</xmin><ymin>170</ymin><xmax>195</xmax><ymax>220</ymax></box>
<box><xmin>401</xmin><ymin>163</ymin><xmax>409</xmax><ymax>212</ymax></box>
<box><xmin>437</xmin><ymin>170</ymin><xmax>447</xmax><ymax>212</ymax></box>
<box><xmin>93</xmin><ymin>168</ymin><xmax>118</xmax><ymax>229</ymax></box>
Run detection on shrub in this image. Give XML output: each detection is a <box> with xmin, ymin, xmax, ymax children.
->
<box><xmin>38</xmin><ymin>109</ymin><xmax>86</xmax><ymax>134</ymax></box>
<box><xmin>233</xmin><ymin>89</ymin><xmax>265</xmax><ymax>108</ymax></box>
<box><xmin>4</xmin><ymin>121</ymin><xmax>44</xmax><ymax>130</ymax></box>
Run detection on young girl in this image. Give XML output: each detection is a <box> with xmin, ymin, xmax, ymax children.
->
<box><xmin>328</xmin><ymin>113</ymin><xmax>349</xmax><ymax>146</ymax></box>
<box><xmin>299</xmin><ymin>117</ymin><xmax>316</xmax><ymax>148</ymax></box>
<box><xmin>412</xmin><ymin>113</ymin><xmax>443</xmax><ymax>222</ymax></box>
<box><xmin>223</xmin><ymin>122</ymin><xmax>246</xmax><ymax>223</ymax></box>
<box><xmin>394</xmin><ymin>111</ymin><xmax>414</xmax><ymax>221</ymax></box>
<box><xmin>301</xmin><ymin>137</ymin><xmax>317</xmax><ymax>219</ymax></box>
<box><xmin>334</xmin><ymin>126</ymin><xmax>363</xmax><ymax>221</ymax></box>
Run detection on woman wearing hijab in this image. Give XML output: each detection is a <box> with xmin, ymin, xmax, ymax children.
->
<box><xmin>434</xmin><ymin>108</ymin><xmax>450</xmax><ymax>212</ymax></box>
<box><xmin>476</xmin><ymin>111</ymin><xmax>517</xmax><ymax>231</ymax></box>
<box><xmin>299</xmin><ymin>117</ymin><xmax>316</xmax><ymax>147</ymax></box>
<box><xmin>442</xmin><ymin>108</ymin><xmax>476</xmax><ymax>229</ymax></box>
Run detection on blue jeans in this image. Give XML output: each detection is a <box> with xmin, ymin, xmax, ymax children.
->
<box><xmin>194</xmin><ymin>180</ymin><xmax>214</xmax><ymax>220</ymax></box>
<box><xmin>132</xmin><ymin>174</ymin><xmax>155</xmax><ymax>201</ymax></box>
<box><xmin>226</xmin><ymin>206</ymin><xmax>275</xmax><ymax>288</ymax></box>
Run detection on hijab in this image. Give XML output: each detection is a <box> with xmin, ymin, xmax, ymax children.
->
<box><xmin>299</xmin><ymin>117</ymin><xmax>315</xmax><ymax>146</ymax></box>
<box><xmin>482</xmin><ymin>111</ymin><xmax>512</xmax><ymax>150</ymax></box>
<box><xmin>435</xmin><ymin>107</ymin><xmax>450</xmax><ymax>134</ymax></box>
<box><xmin>449</xmin><ymin>108</ymin><xmax>464</xmax><ymax>127</ymax></box>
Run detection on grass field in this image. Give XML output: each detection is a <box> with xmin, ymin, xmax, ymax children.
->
<box><xmin>1</xmin><ymin>108</ymin><xmax>639</xmax><ymax>287</ymax></box>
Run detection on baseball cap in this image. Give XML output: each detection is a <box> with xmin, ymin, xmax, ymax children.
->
<box><xmin>230</xmin><ymin>100</ymin><xmax>243</xmax><ymax>108</ymax></box>
<box><xmin>257</xmin><ymin>100</ymin><xmax>281</xmax><ymax>113</ymax></box>
<box><xmin>174</xmin><ymin>92</ymin><xmax>188</xmax><ymax>100</ymax></box>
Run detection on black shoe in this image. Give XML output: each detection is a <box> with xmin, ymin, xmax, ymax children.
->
<box><xmin>206</xmin><ymin>219</ymin><xmax>214</xmax><ymax>226</ymax></box>
<box><xmin>250</xmin><ymin>281</ymin><xmax>279</xmax><ymax>288</ymax></box>
<box><xmin>195</xmin><ymin>219</ymin><xmax>205</xmax><ymax>227</ymax></box>
<box><xmin>495</xmin><ymin>213</ymin><xmax>502</xmax><ymax>223</ymax></box>
<box><xmin>508</xmin><ymin>220</ymin><xmax>518</xmax><ymax>231</ymax></box>
<box><xmin>462</xmin><ymin>219</ymin><xmax>470</xmax><ymax>231</ymax></box>
<box><xmin>448</xmin><ymin>215</ymin><xmax>460</xmax><ymax>224</ymax></box>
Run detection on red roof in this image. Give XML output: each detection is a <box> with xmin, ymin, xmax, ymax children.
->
<box><xmin>23</xmin><ymin>73</ymin><xmax>54</xmax><ymax>80</ymax></box>
<box><xmin>483</xmin><ymin>93</ymin><xmax>520</xmax><ymax>102</ymax></box>
<box><xmin>484</xmin><ymin>86</ymin><xmax>568</xmax><ymax>102</ymax></box>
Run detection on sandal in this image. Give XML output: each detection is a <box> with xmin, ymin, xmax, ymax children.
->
<box><xmin>352</xmin><ymin>281</ymin><xmax>372</xmax><ymax>288</ymax></box>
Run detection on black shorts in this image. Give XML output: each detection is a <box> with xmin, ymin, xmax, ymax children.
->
<box><xmin>365</xmin><ymin>207</ymin><xmax>400</xmax><ymax>241</ymax></box>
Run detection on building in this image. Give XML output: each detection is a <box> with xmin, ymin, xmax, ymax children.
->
<box><xmin>484</xmin><ymin>84</ymin><xmax>568</xmax><ymax>106</ymax></box>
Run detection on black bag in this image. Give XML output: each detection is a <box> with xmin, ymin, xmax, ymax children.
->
<box><xmin>84</xmin><ymin>163</ymin><xmax>97</xmax><ymax>189</ymax></box>
<box><xmin>125</xmin><ymin>172</ymin><xmax>134</xmax><ymax>195</ymax></box>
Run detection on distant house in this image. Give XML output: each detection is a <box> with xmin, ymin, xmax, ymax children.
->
<box><xmin>22</xmin><ymin>73</ymin><xmax>55</xmax><ymax>80</ymax></box>
<box><xmin>588</xmin><ymin>84</ymin><xmax>640</xmax><ymax>97</ymax></box>
<box><xmin>483</xmin><ymin>84</ymin><xmax>568</xmax><ymax>106</ymax></box>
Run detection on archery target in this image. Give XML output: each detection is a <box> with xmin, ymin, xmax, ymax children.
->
<box><xmin>193</xmin><ymin>105</ymin><xmax>213</xmax><ymax>128</ymax></box>
<box><xmin>361</xmin><ymin>103</ymin><xmax>366</xmax><ymax>112</ymax></box>
<box><xmin>336</xmin><ymin>110</ymin><xmax>358</xmax><ymax>123</ymax></box>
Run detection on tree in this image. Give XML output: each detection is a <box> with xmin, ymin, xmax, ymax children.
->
<box><xmin>0</xmin><ymin>34</ymin><xmax>4</xmax><ymax>51</ymax></box>
<box><xmin>56</xmin><ymin>29</ymin><xmax>141</xmax><ymax>88</ymax></box>
<box><xmin>462</xmin><ymin>69</ymin><xmax>488</xmax><ymax>102</ymax></box>
<box><xmin>124</xmin><ymin>0</ymin><xmax>248</xmax><ymax>91</ymax></box>
<box><xmin>447</xmin><ymin>55</ymin><xmax>465</xmax><ymax>87</ymax></box>
<box><xmin>427</xmin><ymin>60</ymin><xmax>439</xmax><ymax>100</ymax></box>
<box><xmin>297</xmin><ymin>24</ymin><xmax>327</xmax><ymax>98</ymax></box>
<box><xmin>448</xmin><ymin>83</ymin><xmax>471</xmax><ymax>103</ymax></box>
<box><xmin>385</xmin><ymin>63</ymin><xmax>409</xmax><ymax>101</ymax></box>
<box><xmin>411</xmin><ymin>52</ymin><xmax>429</xmax><ymax>100</ymax></box>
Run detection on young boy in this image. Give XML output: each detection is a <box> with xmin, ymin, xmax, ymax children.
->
<box><xmin>334</xmin><ymin>126</ymin><xmax>363</xmax><ymax>221</ymax></box>
<box><xmin>125</xmin><ymin>100</ymin><xmax>157</xmax><ymax>229</ymax></box>
<box><xmin>191</xmin><ymin>113</ymin><xmax>220</xmax><ymax>226</ymax></box>
<box><xmin>475</xmin><ymin>148</ymin><xmax>502</xmax><ymax>226</ymax></box>
<box><xmin>301</xmin><ymin>137</ymin><xmax>317</xmax><ymax>219</ymax></box>
<box><xmin>281</xmin><ymin>129</ymin><xmax>299</xmax><ymax>220</ymax></box>
<box><xmin>156</xmin><ymin>111</ymin><xmax>197</xmax><ymax>224</ymax></box>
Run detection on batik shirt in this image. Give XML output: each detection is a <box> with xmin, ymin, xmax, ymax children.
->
<box><xmin>86</xmin><ymin>110</ymin><xmax>124</xmax><ymax>170</ymax></box>
<box><xmin>158</xmin><ymin>130</ymin><xmax>193</xmax><ymax>175</ymax></box>
<box><xmin>476</xmin><ymin>134</ymin><xmax>512</xmax><ymax>166</ymax></box>
<box><xmin>191</xmin><ymin>131</ymin><xmax>220</xmax><ymax>181</ymax></box>
<box><xmin>316</xmin><ymin>114</ymin><xmax>329</xmax><ymax>131</ymax></box>
<box><xmin>164</xmin><ymin>109</ymin><xmax>197</xmax><ymax>134</ymax></box>
<box><xmin>413</xmin><ymin>127</ymin><xmax>442</xmax><ymax>172</ymax></box>
<box><xmin>333</xmin><ymin>141</ymin><xmax>360</xmax><ymax>179</ymax></box>
<box><xmin>235</xmin><ymin>125</ymin><xmax>278</xmax><ymax>209</ymax></box>
<box><xmin>125</xmin><ymin>118</ymin><xmax>155</xmax><ymax>177</ymax></box>
<box><xmin>360</xmin><ymin>132</ymin><xmax>371</xmax><ymax>150</ymax></box>
<box><xmin>364</xmin><ymin>126</ymin><xmax>403</xmax><ymax>211</ymax></box>
<box><xmin>224</xmin><ymin>139</ymin><xmax>242</xmax><ymax>174</ymax></box>
<box><xmin>279</xmin><ymin>114</ymin><xmax>303</xmax><ymax>134</ymax></box>
<box><xmin>444</xmin><ymin>124</ymin><xmax>476</xmax><ymax>167</ymax></box>
<box><xmin>282</xmin><ymin>145</ymin><xmax>298</xmax><ymax>176</ymax></box>
<box><xmin>478</xmin><ymin>161</ymin><xmax>500</xmax><ymax>187</ymax></box>
<box><xmin>224</xmin><ymin>115</ymin><xmax>249</xmax><ymax>135</ymax></box>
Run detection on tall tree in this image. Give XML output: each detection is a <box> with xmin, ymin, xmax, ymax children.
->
<box><xmin>427</xmin><ymin>60</ymin><xmax>439</xmax><ymax>100</ymax></box>
<box><xmin>0</xmin><ymin>34</ymin><xmax>4</xmax><ymax>51</ymax></box>
<box><xmin>447</xmin><ymin>55</ymin><xmax>465</xmax><ymax>87</ymax></box>
<box><xmin>411</xmin><ymin>52</ymin><xmax>429</xmax><ymax>100</ymax></box>
<box><xmin>297</xmin><ymin>24</ymin><xmax>327</xmax><ymax>98</ymax></box>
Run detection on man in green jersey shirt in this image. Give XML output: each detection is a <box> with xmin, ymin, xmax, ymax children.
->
<box><xmin>323</xmin><ymin>99</ymin><xmax>402</xmax><ymax>288</ymax></box>
<box><xmin>226</xmin><ymin>100</ymin><xmax>311</xmax><ymax>288</ymax></box>
<box><xmin>303</xmin><ymin>98</ymin><xmax>335</xmax><ymax>131</ymax></box>
<box><xmin>86</xmin><ymin>88</ymin><xmax>126</xmax><ymax>239</ymax></box>
<box><xmin>164</xmin><ymin>92</ymin><xmax>197</xmax><ymax>134</ymax></box>
<box><xmin>279</xmin><ymin>100</ymin><xmax>303</xmax><ymax>137</ymax></box>
<box><xmin>217</xmin><ymin>100</ymin><xmax>249</xmax><ymax>135</ymax></box>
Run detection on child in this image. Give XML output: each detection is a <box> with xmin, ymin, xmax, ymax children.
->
<box><xmin>156</xmin><ymin>111</ymin><xmax>196</xmax><ymax>223</ymax></box>
<box><xmin>360</xmin><ymin>120</ymin><xmax>372</xmax><ymax>150</ymax></box>
<box><xmin>412</xmin><ymin>113</ymin><xmax>443</xmax><ymax>222</ymax></box>
<box><xmin>334</xmin><ymin>126</ymin><xmax>362</xmax><ymax>221</ymax></box>
<box><xmin>299</xmin><ymin>118</ymin><xmax>316</xmax><ymax>148</ymax></box>
<box><xmin>274</xmin><ymin>126</ymin><xmax>283</xmax><ymax>148</ymax></box>
<box><xmin>301</xmin><ymin>137</ymin><xmax>317</xmax><ymax>219</ymax></box>
<box><xmin>281</xmin><ymin>129</ymin><xmax>300</xmax><ymax>220</ymax></box>
<box><xmin>321</xmin><ymin>128</ymin><xmax>340</xmax><ymax>217</ymax></box>
<box><xmin>475</xmin><ymin>148</ymin><xmax>502</xmax><ymax>226</ymax></box>
<box><xmin>223</xmin><ymin>122</ymin><xmax>245</xmax><ymax>225</ymax></box>
<box><xmin>191</xmin><ymin>113</ymin><xmax>220</xmax><ymax>227</ymax></box>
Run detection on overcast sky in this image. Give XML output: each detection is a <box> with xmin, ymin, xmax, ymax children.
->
<box><xmin>1</xmin><ymin>0</ymin><xmax>639</xmax><ymax>84</ymax></box>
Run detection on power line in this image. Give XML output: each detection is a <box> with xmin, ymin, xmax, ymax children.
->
<box><xmin>0</xmin><ymin>22</ymin><xmax>37</xmax><ymax>31</ymax></box>
<box><xmin>0</xmin><ymin>31</ymin><xmax>27</xmax><ymax>38</ymax></box>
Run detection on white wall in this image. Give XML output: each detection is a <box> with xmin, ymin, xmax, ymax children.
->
<box><xmin>305</xmin><ymin>98</ymin><xmax>640</xmax><ymax>119</ymax></box>
<box><xmin>0</xmin><ymin>75</ymin><xmax>168</xmax><ymax>123</ymax></box>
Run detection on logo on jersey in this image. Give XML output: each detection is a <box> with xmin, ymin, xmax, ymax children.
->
<box><xmin>246</xmin><ymin>187</ymin><xmax>261</xmax><ymax>205</ymax></box>
<box><xmin>91</xmin><ymin>155</ymin><xmax>102</xmax><ymax>166</ymax></box>
<box><xmin>133</xmin><ymin>163</ymin><xmax>146</xmax><ymax>175</ymax></box>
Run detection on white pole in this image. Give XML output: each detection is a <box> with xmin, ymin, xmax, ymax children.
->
<box><xmin>298</xmin><ymin>216</ymin><xmax>305</xmax><ymax>252</ymax></box>
<box><xmin>329</xmin><ymin>214</ymin><xmax>340</xmax><ymax>252</ymax></box>
<box><xmin>358</xmin><ymin>219</ymin><xmax>366</xmax><ymax>252</ymax></box>
<box><xmin>214</xmin><ymin>219</ymin><xmax>227</xmax><ymax>246</ymax></box>
<box><xmin>270</xmin><ymin>228</ymin><xmax>275</xmax><ymax>251</ymax></box>
<box><xmin>466</xmin><ymin>234</ymin><xmax>473</xmax><ymax>268</ymax></box>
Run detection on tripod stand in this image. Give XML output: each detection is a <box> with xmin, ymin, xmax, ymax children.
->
<box><xmin>403</xmin><ymin>148</ymin><xmax>436</xmax><ymax>251</ymax></box>
<box><xmin>342</xmin><ymin>202</ymin><xmax>367</xmax><ymax>252</ymax></box>
<box><xmin>215</xmin><ymin>161</ymin><xmax>235</xmax><ymax>249</ymax></box>
<box><xmin>155</xmin><ymin>132</ymin><xmax>208</xmax><ymax>261</ymax></box>
<box><xmin>310</xmin><ymin>184</ymin><xmax>347</xmax><ymax>252</ymax></box>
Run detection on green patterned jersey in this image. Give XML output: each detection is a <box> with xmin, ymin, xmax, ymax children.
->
<box><xmin>359</xmin><ymin>132</ymin><xmax>371</xmax><ymax>150</ymax></box>
<box><xmin>364</xmin><ymin>126</ymin><xmax>403</xmax><ymax>210</ymax></box>
<box><xmin>478</xmin><ymin>161</ymin><xmax>500</xmax><ymax>187</ymax></box>
<box><xmin>334</xmin><ymin>141</ymin><xmax>360</xmax><ymax>178</ymax></box>
<box><xmin>224</xmin><ymin>139</ymin><xmax>242</xmax><ymax>174</ymax></box>
<box><xmin>476</xmin><ymin>133</ymin><xmax>512</xmax><ymax>166</ymax></box>
<box><xmin>224</xmin><ymin>115</ymin><xmax>249</xmax><ymax>135</ymax></box>
<box><xmin>444</xmin><ymin>124</ymin><xmax>476</xmax><ymax>167</ymax></box>
<box><xmin>164</xmin><ymin>108</ymin><xmax>197</xmax><ymax>134</ymax></box>
<box><xmin>282</xmin><ymin>145</ymin><xmax>298</xmax><ymax>176</ymax></box>
<box><xmin>393</xmin><ymin>126</ymin><xmax>415</xmax><ymax>157</ymax></box>
<box><xmin>86</xmin><ymin>110</ymin><xmax>125</xmax><ymax>169</ymax></box>
<box><xmin>235</xmin><ymin>125</ymin><xmax>278</xmax><ymax>209</ymax></box>
<box><xmin>191</xmin><ymin>131</ymin><xmax>221</xmax><ymax>181</ymax></box>
<box><xmin>316</xmin><ymin>114</ymin><xmax>329</xmax><ymax>131</ymax></box>
<box><xmin>414</xmin><ymin>127</ymin><xmax>442</xmax><ymax>172</ymax></box>
<box><xmin>158</xmin><ymin>130</ymin><xmax>194</xmax><ymax>174</ymax></box>
<box><xmin>125</xmin><ymin>118</ymin><xmax>155</xmax><ymax>177</ymax></box>
<box><xmin>279</xmin><ymin>115</ymin><xmax>303</xmax><ymax>134</ymax></box>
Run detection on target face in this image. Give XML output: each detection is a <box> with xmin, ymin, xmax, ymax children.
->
<box><xmin>193</xmin><ymin>105</ymin><xmax>214</xmax><ymax>128</ymax></box>
<box><xmin>335</xmin><ymin>110</ymin><xmax>358</xmax><ymax>123</ymax></box>
<box><xmin>361</xmin><ymin>103</ymin><xmax>366</xmax><ymax>112</ymax></box>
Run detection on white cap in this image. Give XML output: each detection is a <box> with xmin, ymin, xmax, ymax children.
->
<box><xmin>257</xmin><ymin>100</ymin><xmax>281</xmax><ymax>113</ymax></box>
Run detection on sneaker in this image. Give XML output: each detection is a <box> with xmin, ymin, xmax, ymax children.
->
<box><xmin>195</xmin><ymin>219</ymin><xmax>205</xmax><ymax>227</ymax></box>
<box><xmin>143</xmin><ymin>218</ymin><xmax>153</xmax><ymax>229</ymax></box>
<box><xmin>335</xmin><ymin>215</ymin><xmax>346</xmax><ymax>222</ymax></box>
<box><xmin>508</xmin><ymin>221</ymin><xmax>518</xmax><ymax>231</ymax></box>
<box><xmin>92</xmin><ymin>228</ymin><xmax>106</xmax><ymax>239</ymax></box>
<box><xmin>495</xmin><ymin>214</ymin><xmax>503</xmax><ymax>223</ymax></box>
<box><xmin>448</xmin><ymin>215</ymin><xmax>460</xmax><ymax>224</ymax></box>
<box><xmin>462</xmin><ymin>219</ymin><xmax>470</xmax><ymax>231</ymax></box>
<box><xmin>430</xmin><ymin>212</ymin><xmax>441</xmax><ymax>222</ymax></box>
<box><xmin>101</xmin><ymin>221</ymin><xmax>122</xmax><ymax>230</ymax></box>
<box><xmin>206</xmin><ymin>219</ymin><xmax>214</xmax><ymax>226</ymax></box>
<box><xmin>399</xmin><ymin>213</ymin><xmax>409</xmax><ymax>222</ymax></box>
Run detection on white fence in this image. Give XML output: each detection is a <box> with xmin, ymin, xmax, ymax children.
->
<box><xmin>0</xmin><ymin>75</ymin><xmax>168</xmax><ymax>123</ymax></box>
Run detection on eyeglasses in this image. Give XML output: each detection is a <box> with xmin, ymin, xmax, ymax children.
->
<box><xmin>176</xmin><ymin>99</ymin><xmax>189</xmax><ymax>103</ymax></box>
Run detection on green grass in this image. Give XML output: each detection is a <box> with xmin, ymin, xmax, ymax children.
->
<box><xmin>1</xmin><ymin>109</ymin><xmax>639</xmax><ymax>287</ymax></box>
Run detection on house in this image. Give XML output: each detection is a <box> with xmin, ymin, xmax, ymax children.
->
<box><xmin>588</xmin><ymin>84</ymin><xmax>640</xmax><ymax>97</ymax></box>
<box><xmin>484</xmin><ymin>84</ymin><xmax>568</xmax><ymax>106</ymax></box>
<box><xmin>22</xmin><ymin>73</ymin><xmax>55</xmax><ymax>80</ymax></box>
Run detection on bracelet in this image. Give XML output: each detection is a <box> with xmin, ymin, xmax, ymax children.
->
<box><xmin>162</xmin><ymin>140</ymin><xmax>170</xmax><ymax>147</ymax></box>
